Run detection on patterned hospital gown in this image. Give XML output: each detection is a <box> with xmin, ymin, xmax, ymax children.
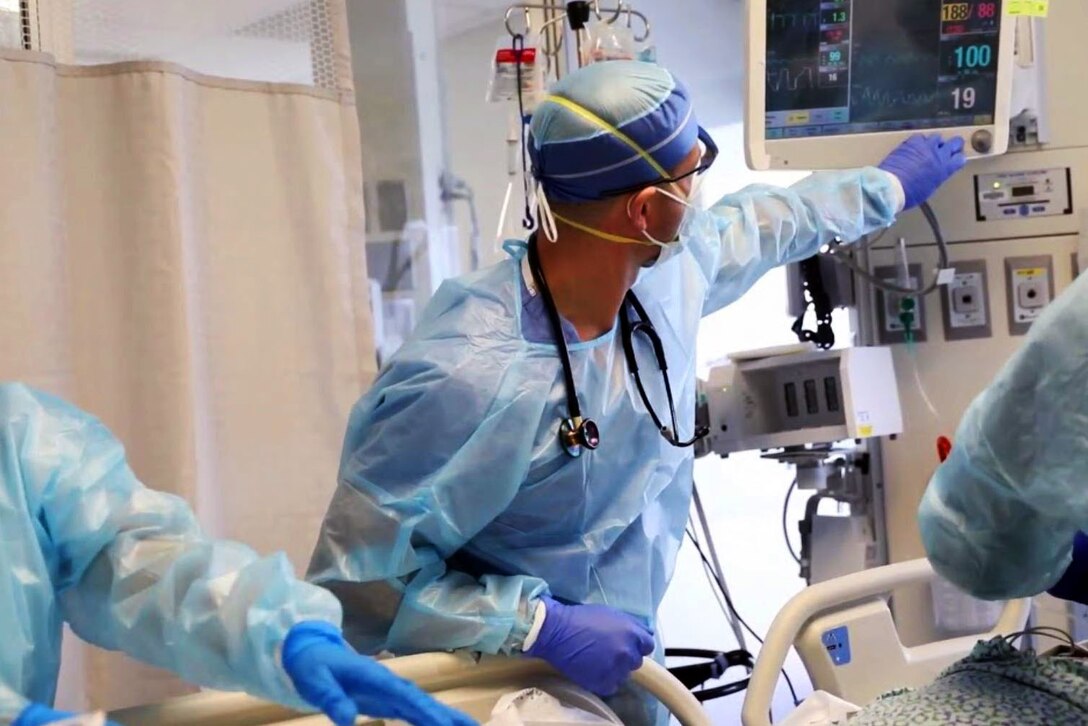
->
<box><xmin>851</xmin><ymin>637</ymin><xmax>1088</xmax><ymax>725</ymax></box>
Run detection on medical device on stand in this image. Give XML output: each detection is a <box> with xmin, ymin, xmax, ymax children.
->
<box><xmin>696</xmin><ymin>346</ymin><xmax>904</xmax><ymax>585</ymax></box>
<box><xmin>491</xmin><ymin>2</ymin><xmax>654</xmax><ymax>245</ymax></box>
<box><xmin>499</xmin><ymin>1</ymin><xmax>653</xmax><ymax>77</ymax></box>
<box><xmin>745</xmin><ymin>0</ymin><xmax>1088</xmax><ymax>669</ymax></box>
<box><xmin>742</xmin><ymin>0</ymin><xmax>1022</xmax><ymax>584</ymax></box>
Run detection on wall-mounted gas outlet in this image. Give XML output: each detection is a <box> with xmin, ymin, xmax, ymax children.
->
<box><xmin>875</xmin><ymin>264</ymin><xmax>926</xmax><ymax>345</ymax></box>
<box><xmin>1005</xmin><ymin>255</ymin><xmax>1054</xmax><ymax>336</ymax></box>
<box><xmin>940</xmin><ymin>260</ymin><xmax>991</xmax><ymax>341</ymax></box>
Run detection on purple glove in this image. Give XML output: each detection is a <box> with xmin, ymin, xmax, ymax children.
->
<box><xmin>525</xmin><ymin>596</ymin><xmax>655</xmax><ymax>696</ymax></box>
<box><xmin>878</xmin><ymin>134</ymin><xmax>967</xmax><ymax>209</ymax></box>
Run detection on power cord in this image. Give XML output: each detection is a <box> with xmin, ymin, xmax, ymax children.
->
<box><xmin>685</xmin><ymin>528</ymin><xmax>802</xmax><ymax>716</ymax></box>
<box><xmin>791</xmin><ymin>256</ymin><xmax>836</xmax><ymax>350</ymax></box>
<box><xmin>793</xmin><ymin>201</ymin><xmax>948</xmax><ymax>347</ymax></box>
<box><xmin>1004</xmin><ymin>625</ymin><xmax>1088</xmax><ymax>656</ymax></box>
<box><xmin>824</xmin><ymin>201</ymin><xmax>949</xmax><ymax>297</ymax></box>
<box><xmin>782</xmin><ymin>479</ymin><xmax>801</xmax><ymax>566</ymax></box>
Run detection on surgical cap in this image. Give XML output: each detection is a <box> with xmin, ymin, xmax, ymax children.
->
<box><xmin>529</xmin><ymin>60</ymin><xmax>704</xmax><ymax>203</ymax></box>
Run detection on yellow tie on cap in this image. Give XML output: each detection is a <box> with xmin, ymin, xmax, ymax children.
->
<box><xmin>541</xmin><ymin>94</ymin><xmax>671</xmax><ymax>181</ymax></box>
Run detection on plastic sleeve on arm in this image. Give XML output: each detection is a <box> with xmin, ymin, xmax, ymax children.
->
<box><xmin>16</xmin><ymin>387</ymin><xmax>341</xmax><ymax>710</ymax></box>
<box><xmin>0</xmin><ymin>686</ymin><xmax>30</xmax><ymax>723</ymax></box>
<box><xmin>919</xmin><ymin>272</ymin><xmax>1088</xmax><ymax>600</ymax></box>
<box><xmin>307</xmin><ymin>360</ymin><xmax>551</xmax><ymax>657</ymax></box>
<box><xmin>886</xmin><ymin>172</ymin><xmax>906</xmax><ymax>212</ymax></box>
<box><xmin>389</xmin><ymin>563</ymin><xmax>547</xmax><ymax>655</ymax></box>
<box><xmin>918</xmin><ymin>440</ymin><xmax>1077</xmax><ymax>600</ymax></box>
<box><xmin>692</xmin><ymin>167</ymin><xmax>901</xmax><ymax>316</ymax></box>
<box><xmin>521</xmin><ymin>600</ymin><xmax>548</xmax><ymax>651</ymax></box>
<box><xmin>313</xmin><ymin>519</ymin><xmax>547</xmax><ymax>656</ymax></box>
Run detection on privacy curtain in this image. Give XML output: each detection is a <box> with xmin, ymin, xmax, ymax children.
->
<box><xmin>0</xmin><ymin>14</ymin><xmax>374</xmax><ymax>712</ymax></box>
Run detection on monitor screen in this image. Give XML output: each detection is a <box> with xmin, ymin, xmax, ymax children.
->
<box><xmin>765</xmin><ymin>0</ymin><xmax>1003</xmax><ymax>140</ymax></box>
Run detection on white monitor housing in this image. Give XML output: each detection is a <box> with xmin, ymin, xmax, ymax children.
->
<box><xmin>702</xmin><ymin>347</ymin><xmax>902</xmax><ymax>455</ymax></box>
<box><xmin>746</xmin><ymin>0</ymin><xmax>1017</xmax><ymax>170</ymax></box>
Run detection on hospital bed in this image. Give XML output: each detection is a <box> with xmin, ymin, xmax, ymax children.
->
<box><xmin>107</xmin><ymin>559</ymin><xmax>1028</xmax><ymax>726</ymax></box>
<box><xmin>741</xmin><ymin>558</ymin><xmax>1032</xmax><ymax>726</ymax></box>
<box><xmin>109</xmin><ymin>651</ymin><xmax>711</xmax><ymax>726</ymax></box>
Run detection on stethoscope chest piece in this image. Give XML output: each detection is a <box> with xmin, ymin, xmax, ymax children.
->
<box><xmin>526</xmin><ymin>235</ymin><xmax>704</xmax><ymax>457</ymax></box>
<box><xmin>559</xmin><ymin>416</ymin><xmax>600</xmax><ymax>457</ymax></box>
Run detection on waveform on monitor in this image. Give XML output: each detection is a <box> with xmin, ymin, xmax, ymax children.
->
<box><xmin>768</xmin><ymin>11</ymin><xmax>820</xmax><ymax>32</ymax></box>
<box><xmin>767</xmin><ymin>65</ymin><xmax>815</xmax><ymax>92</ymax></box>
<box><xmin>854</xmin><ymin>52</ymin><xmax>934</xmax><ymax>69</ymax></box>
<box><xmin>856</xmin><ymin>86</ymin><xmax>939</xmax><ymax>108</ymax></box>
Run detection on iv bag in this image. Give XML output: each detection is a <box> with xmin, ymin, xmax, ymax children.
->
<box><xmin>635</xmin><ymin>27</ymin><xmax>657</xmax><ymax>64</ymax></box>
<box><xmin>579</xmin><ymin>19</ymin><xmax>636</xmax><ymax>66</ymax></box>
<box><xmin>487</xmin><ymin>35</ymin><xmax>544</xmax><ymax>109</ymax></box>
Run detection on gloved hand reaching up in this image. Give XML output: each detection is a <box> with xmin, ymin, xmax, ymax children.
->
<box><xmin>524</xmin><ymin>596</ymin><xmax>655</xmax><ymax>697</ymax></box>
<box><xmin>879</xmin><ymin>134</ymin><xmax>967</xmax><ymax>210</ymax></box>
<box><xmin>283</xmin><ymin>621</ymin><xmax>477</xmax><ymax>726</ymax></box>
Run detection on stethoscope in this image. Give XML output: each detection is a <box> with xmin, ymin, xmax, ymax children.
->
<box><xmin>527</xmin><ymin>238</ymin><xmax>710</xmax><ymax>457</ymax></box>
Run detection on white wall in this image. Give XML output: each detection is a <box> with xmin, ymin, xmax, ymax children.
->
<box><xmin>442</xmin><ymin>20</ymin><xmax>514</xmax><ymax>268</ymax></box>
<box><xmin>642</xmin><ymin>0</ymin><xmax>747</xmax><ymax>128</ymax></box>
<box><xmin>349</xmin><ymin>0</ymin><xmax>428</xmax><ymax>221</ymax></box>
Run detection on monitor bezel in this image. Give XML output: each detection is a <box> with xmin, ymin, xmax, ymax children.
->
<box><xmin>745</xmin><ymin>0</ymin><xmax>1017</xmax><ymax>171</ymax></box>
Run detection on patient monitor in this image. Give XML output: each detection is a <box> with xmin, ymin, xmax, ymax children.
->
<box><xmin>746</xmin><ymin>0</ymin><xmax>1017</xmax><ymax>170</ymax></box>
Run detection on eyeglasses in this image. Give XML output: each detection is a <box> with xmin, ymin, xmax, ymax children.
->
<box><xmin>601</xmin><ymin>127</ymin><xmax>719</xmax><ymax>199</ymax></box>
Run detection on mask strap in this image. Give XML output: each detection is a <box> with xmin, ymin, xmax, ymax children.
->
<box><xmin>535</xmin><ymin>181</ymin><xmax>560</xmax><ymax>243</ymax></box>
<box><xmin>652</xmin><ymin>185</ymin><xmax>695</xmax><ymax>208</ymax></box>
<box><xmin>688</xmin><ymin>173</ymin><xmax>706</xmax><ymax>201</ymax></box>
<box><xmin>625</xmin><ymin>188</ymin><xmax>688</xmax><ymax>250</ymax></box>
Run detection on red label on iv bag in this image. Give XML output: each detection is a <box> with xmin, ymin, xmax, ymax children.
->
<box><xmin>495</xmin><ymin>47</ymin><xmax>537</xmax><ymax>64</ymax></box>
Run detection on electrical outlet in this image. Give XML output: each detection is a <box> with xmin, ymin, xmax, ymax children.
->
<box><xmin>940</xmin><ymin>260</ymin><xmax>991</xmax><ymax>341</ymax></box>
<box><xmin>1005</xmin><ymin>255</ymin><xmax>1054</xmax><ymax>336</ymax></box>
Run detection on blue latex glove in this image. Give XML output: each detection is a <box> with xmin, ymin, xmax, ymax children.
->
<box><xmin>282</xmin><ymin>621</ymin><xmax>477</xmax><ymax>726</ymax></box>
<box><xmin>524</xmin><ymin>596</ymin><xmax>655</xmax><ymax>697</ymax></box>
<box><xmin>878</xmin><ymin>134</ymin><xmax>966</xmax><ymax>209</ymax></box>
<box><xmin>1048</xmin><ymin>532</ymin><xmax>1088</xmax><ymax>604</ymax></box>
<box><xmin>13</xmin><ymin>704</ymin><xmax>121</xmax><ymax>726</ymax></box>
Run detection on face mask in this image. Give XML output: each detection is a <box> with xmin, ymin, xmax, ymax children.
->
<box><xmin>640</xmin><ymin>185</ymin><xmax>690</xmax><ymax>242</ymax></box>
<box><xmin>541</xmin><ymin>179</ymin><xmax>707</xmax><ymax>270</ymax></box>
<box><xmin>635</xmin><ymin>183</ymin><xmax>704</xmax><ymax>268</ymax></box>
